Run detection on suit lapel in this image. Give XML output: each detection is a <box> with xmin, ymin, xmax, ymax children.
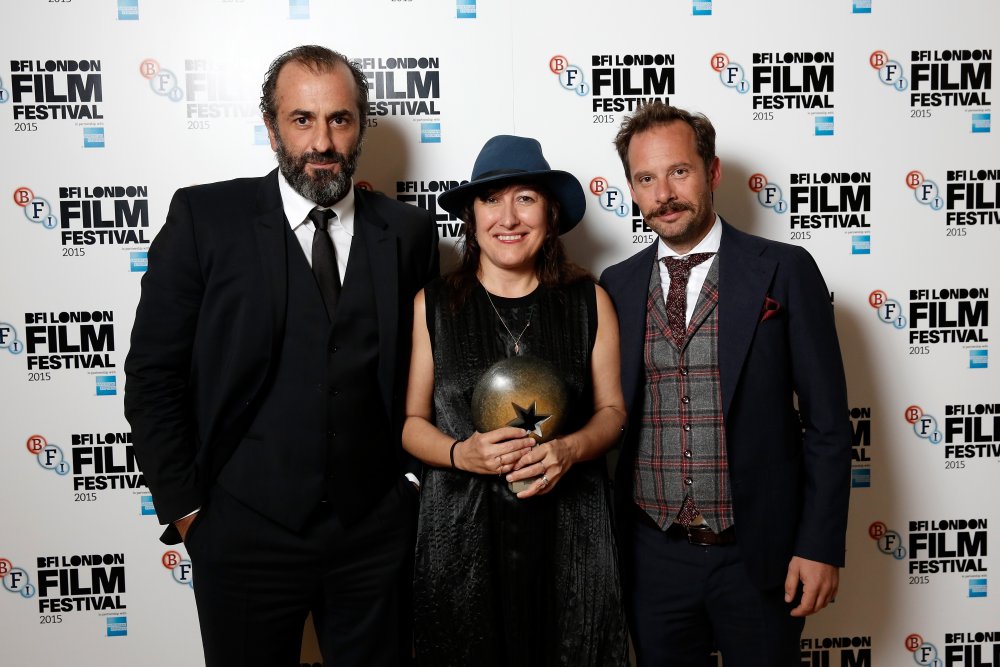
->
<box><xmin>355</xmin><ymin>190</ymin><xmax>398</xmax><ymax>411</ymax></box>
<box><xmin>252</xmin><ymin>170</ymin><xmax>289</xmax><ymax>353</ymax></box>
<box><xmin>718</xmin><ymin>220</ymin><xmax>776</xmax><ymax>418</ymax></box>
<box><xmin>617</xmin><ymin>243</ymin><xmax>659</xmax><ymax>410</ymax></box>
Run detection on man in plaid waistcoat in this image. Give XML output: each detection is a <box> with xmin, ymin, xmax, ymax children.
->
<box><xmin>600</xmin><ymin>103</ymin><xmax>851</xmax><ymax>666</ymax></box>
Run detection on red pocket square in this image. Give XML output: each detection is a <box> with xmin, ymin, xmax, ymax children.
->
<box><xmin>760</xmin><ymin>296</ymin><xmax>782</xmax><ymax>322</ymax></box>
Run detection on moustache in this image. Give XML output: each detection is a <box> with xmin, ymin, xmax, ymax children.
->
<box><xmin>648</xmin><ymin>201</ymin><xmax>692</xmax><ymax>218</ymax></box>
<box><xmin>300</xmin><ymin>150</ymin><xmax>349</xmax><ymax>167</ymax></box>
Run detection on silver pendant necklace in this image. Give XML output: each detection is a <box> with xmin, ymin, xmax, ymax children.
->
<box><xmin>483</xmin><ymin>288</ymin><xmax>534</xmax><ymax>355</ymax></box>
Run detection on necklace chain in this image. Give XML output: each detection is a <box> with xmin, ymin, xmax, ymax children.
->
<box><xmin>483</xmin><ymin>288</ymin><xmax>534</xmax><ymax>355</ymax></box>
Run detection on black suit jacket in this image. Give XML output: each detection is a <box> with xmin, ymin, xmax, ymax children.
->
<box><xmin>124</xmin><ymin>169</ymin><xmax>439</xmax><ymax>543</ymax></box>
<box><xmin>600</xmin><ymin>220</ymin><xmax>851</xmax><ymax>589</ymax></box>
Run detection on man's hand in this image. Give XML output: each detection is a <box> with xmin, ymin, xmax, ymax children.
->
<box><xmin>174</xmin><ymin>512</ymin><xmax>199</xmax><ymax>543</ymax></box>
<box><xmin>785</xmin><ymin>556</ymin><xmax>839</xmax><ymax>617</ymax></box>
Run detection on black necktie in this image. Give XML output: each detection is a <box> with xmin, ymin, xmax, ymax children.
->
<box><xmin>308</xmin><ymin>207</ymin><xmax>342</xmax><ymax>319</ymax></box>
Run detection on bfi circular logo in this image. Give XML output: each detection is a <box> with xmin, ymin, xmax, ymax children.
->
<box><xmin>748</xmin><ymin>173</ymin><xmax>788</xmax><ymax>214</ymax></box>
<box><xmin>1</xmin><ymin>558</ymin><xmax>37</xmax><ymax>599</ymax></box>
<box><xmin>871</xmin><ymin>50</ymin><xmax>909</xmax><ymax>91</ymax></box>
<box><xmin>869</xmin><ymin>521</ymin><xmax>906</xmax><ymax>560</ymax></box>
<box><xmin>549</xmin><ymin>54</ymin><xmax>589</xmax><ymax>97</ymax></box>
<box><xmin>13</xmin><ymin>186</ymin><xmax>58</xmax><ymax>230</ymax></box>
<box><xmin>140</xmin><ymin>59</ymin><xmax>184</xmax><ymax>102</ymax></box>
<box><xmin>906</xmin><ymin>170</ymin><xmax>944</xmax><ymax>211</ymax></box>
<box><xmin>27</xmin><ymin>434</ymin><xmax>71</xmax><ymax>476</ymax></box>
<box><xmin>0</xmin><ymin>321</ymin><xmax>24</xmax><ymax>355</ymax></box>
<box><xmin>869</xmin><ymin>290</ymin><xmax>907</xmax><ymax>329</ymax></box>
<box><xmin>162</xmin><ymin>550</ymin><xmax>193</xmax><ymax>588</ymax></box>
<box><xmin>905</xmin><ymin>634</ymin><xmax>942</xmax><ymax>667</ymax></box>
<box><xmin>589</xmin><ymin>177</ymin><xmax>630</xmax><ymax>218</ymax></box>
<box><xmin>904</xmin><ymin>405</ymin><xmax>943</xmax><ymax>445</ymax></box>
<box><xmin>0</xmin><ymin>76</ymin><xmax>10</xmax><ymax>104</ymax></box>
<box><xmin>711</xmin><ymin>52</ymin><xmax>749</xmax><ymax>94</ymax></box>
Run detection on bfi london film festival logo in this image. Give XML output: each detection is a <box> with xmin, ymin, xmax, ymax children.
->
<box><xmin>869</xmin><ymin>49</ymin><xmax>992</xmax><ymax>133</ymax></box>
<box><xmin>868</xmin><ymin>288</ymin><xmax>989</xmax><ymax>368</ymax></box>
<box><xmin>548</xmin><ymin>52</ymin><xmax>674</xmax><ymax>122</ymax></box>
<box><xmin>139</xmin><ymin>58</ymin><xmax>260</xmax><ymax>138</ymax></box>
<box><xmin>20</xmin><ymin>310</ymin><xmax>119</xmax><ymax>393</ymax></box>
<box><xmin>587</xmin><ymin>177</ymin><xmax>658</xmax><ymax>246</ymax></box>
<box><xmin>25</xmin><ymin>433</ymin><xmax>148</xmax><ymax>502</ymax></box>
<box><xmin>905</xmin><ymin>403</ymin><xmax>1000</xmax><ymax>467</ymax></box>
<box><xmin>869</xmin><ymin>518</ymin><xmax>989</xmax><ymax>593</ymax></box>
<box><xmin>747</xmin><ymin>171</ymin><xmax>871</xmax><ymax>252</ymax></box>
<box><xmin>907</xmin><ymin>168</ymin><xmax>1000</xmax><ymax>232</ymax></box>
<box><xmin>850</xmin><ymin>406</ymin><xmax>872</xmax><ymax>488</ymax></box>
<box><xmin>1</xmin><ymin>557</ymin><xmax>37</xmax><ymax>602</ymax></box>
<box><xmin>396</xmin><ymin>179</ymin><xmax>468</xmax><ymax>239</ymax></box>
<box><xmin>800</xmin><ymin>635</ymin><xmax>872</xmax><ymax>666</ymax></box>
<box><xmin>6</xmin><ymin>59</ymin><xmax>105</xmax><ymax>144</ymax></box>
<box><xmin>13</xmin><ymin>185</ymin><xmax>151</xmax><ymax>257</ymax></box>
<box><xmin>33</xmin><ymin>553</ymin><xmax>128</xmax><ymax>632</ymax></box>
<box><xmin>162</xmin><ymin>551</ymin><xmax>194</xmax><ymax>589</ymax></box>
<box><xmin>351</xmin><ymin>56</ymin><xmax>441</xmax><ymax>143</ymax></box>
<box><xmin>904</xmin><ymin>631</ymin><xmax>1000</xmax><ymax>666</ymax></box>
<box><xmin>710</xmin><ymin>52</ymin><xmax>835</xmax><ymax>135</ymax></box>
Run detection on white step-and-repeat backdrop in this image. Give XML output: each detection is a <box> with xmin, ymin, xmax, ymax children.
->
<box><xmin>1</xmin><ymin>1</ymin><xmax>997</xmax><ymax>665</ymax></box>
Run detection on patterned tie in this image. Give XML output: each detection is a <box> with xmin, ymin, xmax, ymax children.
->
<box><xmin>661</xmin><ymin>253</ymin><xmax>715</xmax><ymax>347</ymax></box>
<box><xmin>308</xmin><ymin>207</ymin><xmax>342</xmax><ymax>318</ymax></box>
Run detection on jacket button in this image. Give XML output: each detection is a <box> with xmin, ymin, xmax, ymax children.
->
<box><xmin>681</xmin><ymin>396</ymin><xmax>690</xmax><ymax>404</ymax></box>
<box><xmin>684</xmin><ymin>477</ymin><xmax>693</xmax><ymax>486</ymax></box>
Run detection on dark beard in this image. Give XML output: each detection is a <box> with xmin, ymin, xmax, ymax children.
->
<box><xmin>274</xmin><ymin>133</ymin><xmax>360</xmax><ymax>206</ymax></box>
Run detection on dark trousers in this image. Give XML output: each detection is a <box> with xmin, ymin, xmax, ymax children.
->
<box><xmin>626</xmin><ymin>513</ymin><xmax>804</xmax><ymax>667</ymax></box>
<box><xmin>186</xmin><ymin>480</ymin><xmax>417</xmax><ymax>667</ymax></box>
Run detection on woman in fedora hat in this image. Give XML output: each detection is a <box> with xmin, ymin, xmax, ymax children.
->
<box><xmin>402</xmin><ymin>135</ymin><xmax>628</xmax><ymax>665</ymax></box>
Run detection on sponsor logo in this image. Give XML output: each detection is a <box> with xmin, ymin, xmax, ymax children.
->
<box><xmin>693</xmin><ymin>0</ymin><xmax>712</xmax><ymax>16</ymax></box>
<box><xmin>853</xmin><ymin>0</ymin><xmax>871</xmax><ymax>13</ymax></box>
<box><xmin>457</xmin><ymin>0</ymin><xmax>476</xmax><ymax>18</ymax></box>
<box><xmin>289</xmin><ymin>0</ymin><xmax>309</xmax><ymax>20</ymax></box>
<box><xmin>117</xmin><ymin>0</ymin><xmax>138</xmax><ymax>21</ymax></box>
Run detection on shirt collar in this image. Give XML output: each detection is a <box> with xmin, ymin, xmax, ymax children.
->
<box><xmin>657</xmin><ymin>214</ymin><xmax>722</xmax><ymax>261</ymax></box>
<box><xmin>279</xmin><ymin>170</ymin><xmax>355</xmax><ymax>237</ymax></box>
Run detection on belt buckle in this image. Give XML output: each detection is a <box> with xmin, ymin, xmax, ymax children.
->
<box><xmin>685</xmin><ymin>525</ymin><xmax>712</xmax><ymax>545</ymax></box>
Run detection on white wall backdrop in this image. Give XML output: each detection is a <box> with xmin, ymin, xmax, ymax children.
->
<box><xmin>1</xmin><ymin>1</ymin><xmax>997</xmax><ymax>665</ymax></box>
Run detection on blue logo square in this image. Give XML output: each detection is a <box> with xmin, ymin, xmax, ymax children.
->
<box><xmin>852</xmin><ymin>0</ymin><xmax>871</xmax><ymax>13</ymax></box>
<box><xmin>421</xmin><ymin>122</ymin><xmax>441</xmax><ymax>144</ymax></box>
<box><xmin>83</xmin><ymin>127</ymin><xmax>105</xmax><ymax>148</ymax></box>
<box><xmin>815</xmin><ymin>116</ymin><xmax>834</xmax><ymax>136</ymax></box>
<box><xmin>457</xmin><ymin>0</ymin><xmax>476</xmax><ymax>18</ymax></box>
<box><xmin>969</xmin><ymin>578</ymin><xmax>987</xmax><ymax>598</ymax></box>
<box><xmin>107</xmin><ymin>616</ymin><xmax>128</xmax><ymax>637</ymax></box>
<box><xmin>972</xmin><ymin>113</ymin><xmax>991</xmax><ymax>133</ymax></box>
<box><xmin>118</xmin><ymin>0</ymin><xmax>139</xmax><ymax>20</ymax></box>
<box><xmin>851</xmin><ymin>235</ymin><xmax>871</xmax><ymax>255</ymax></box>
<box><xmin>130</xmin><ymin>251</ymin><xmax>148</xmax><ymax>273</ymax></box>
<box><xmin>254</xmin><ymin>125</ymin><xmax>270</xmax><ymax>146</ymax></box>
<box><xmin>970</xmin><ymin>349</ymin><xmax>988</xmax><ymax>369</ymax></box>
<box><xmin>693</xmin><ymin>0</ymin><xmax>712</xmax><ymax>15</ymax></box>
<box><xmin>96</xmin><ymin>375</ymin><xmax>117</xmax><ymax>396</ymax></box>
<box><xmin>851</xmin><ymin>468</ymin><xmax>870</xmax><ymax>488</ymax></box>
<box><xmin>289</xmin><ymin>0</ymin><xmax>309</xmax><ymax>19</ymax></box>
<box><xmin>141</xmin><ymin>495</ymin><xmax>156</xmax><ymax>516</ymax></box>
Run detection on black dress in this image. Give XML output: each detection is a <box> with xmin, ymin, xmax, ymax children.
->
<box><xmin>413</xmin><ymin>278</ymin><xmax>628</xmax><ymax>667</ymax></box>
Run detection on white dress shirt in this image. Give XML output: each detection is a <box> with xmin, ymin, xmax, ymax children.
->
<box><xmin>278</xmin><ymin>173</ymin><xmax>355</xmax><ymax>282</ymax></box>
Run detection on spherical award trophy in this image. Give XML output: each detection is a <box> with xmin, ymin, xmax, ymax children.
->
<box><xmin>471</xmin><ymin>355</ymin><xmax>569</xmax><ymax>493</ymax></box>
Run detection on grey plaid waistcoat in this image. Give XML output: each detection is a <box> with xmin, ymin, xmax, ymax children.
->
<box><xmin>633</xmin><ymin>257</ymin><xmax>734</xmax><ymax>533</ymax></box>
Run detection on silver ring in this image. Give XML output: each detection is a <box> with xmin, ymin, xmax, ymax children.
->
<box><xmin>540</xmin><ymin>474</ymin><xmax>550</xmax><ymax>487</ymax></box>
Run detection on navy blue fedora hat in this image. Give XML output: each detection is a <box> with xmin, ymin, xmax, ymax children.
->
<box><xmin>437</xmin><ymin>135</ymin><xmax>587</xmax><ymax>234</ymax></box>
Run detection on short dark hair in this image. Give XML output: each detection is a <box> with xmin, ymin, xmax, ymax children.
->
<box><xmin>260</xmin><ymin>45</ymin><xmax>369</xmax><ymax>134</ymax></box>
<box><xmin>613</xmin><ymin>103</ymin><xmax>716</xmax><ymax>181</ymax></box>
<box><xmin>446</xmin><ymin>181</ymin><xmax>590</xmax><ymax>309</ymax></box>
